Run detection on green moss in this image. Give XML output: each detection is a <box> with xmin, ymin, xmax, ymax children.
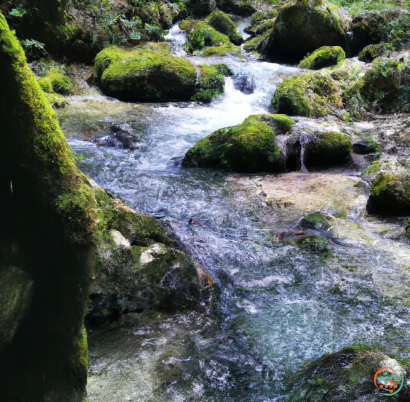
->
<box><xmin>188</xmin><ymin>21</ymin><xmax>231</xmax><ymax>50</ymax></box>
<box><xmin>297</xmin><ymin>235</ymin><xmax>329</xmax><ymax>253</ymax></box>
<box><xmin>205</xmin><ymin>10</ymin><xmax>243</xmax><ymax>45</ymax></box>
<box><xmin>299</xmin><ymin>46</ymin><xmax>345</xmax><ymax>70</ymax></box>
<box><xmin>358</xmin><ymin>42</ymin><xmax>393</xmax><ymax>62</ymax></box>
<box><xmin>304</xmin><ymin>131</ymin><xmax>352</xmax><ymax>168</ymax></box>
<box><xmin>212</xmin><ymin>63</ymin><xmax>232</xmax><ymax>76</ymax></box>
<box><xmin>272</xmin><ymin>71</ymin><xmax>343</xmax><ymax>117</ymax></box>
<box><xmin>244</xmin><ymin>29</ymin><xmax>272</xmax><ymax>52</ymax></box>
<box><xmin>183</xmin><ymin>114</ymin><xmax>286</xmax><ymax>173</ymax></box>
<box><xmin>38</xmin><ymin>67</ymin><xmax>73</xmax><ymax>95</ymax></box>
<box><xmin>367</xmin><ymin>173</ymin><xmax>410</xmax><ymax>215</ymax></box>
<box><xmin>94</xmin><ymin>46</ymin><xmax>197</xmax><ymax>102</ymax></box>
<box><xmin>45</xmin><ymin>92</ymin><xmax>67</xmax><ymax>108</ymax></box>
<box><xmin>201</xmin><ymin>43</ymin><xmax>242</xmax><ymax>57</ymax></box>
<box><xmin>361</xmin><ymin>161</ymin><xmax>382</xmax><ymax>177</ymax></box>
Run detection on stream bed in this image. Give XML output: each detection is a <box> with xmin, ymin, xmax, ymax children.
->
<box><xmin>58</xmin><ymin>22</ymin><xmax>410</xmax><ymax>402</ymax></box>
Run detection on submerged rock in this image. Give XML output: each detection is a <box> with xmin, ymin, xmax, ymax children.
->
<box><xmin>182</xmin><ymin>114</ymin><xmax>287</xmax><ymax>173</ymax></box>
<box><xmin>299</xmin><ymin>46</ymin><xmax>345</xmax><ymax>70</ymax></box>
<box><xmin>266</xmin><ymin>0</ymin><xmax>349</xmax><ymax>63</ymax></box>
<box><xmin>90</xmin><ymin>123</ymin><xmax>140</xmax><ymax>149</ymax></box>
<box><xmin>367</xmin><ymin>173</ymin><xmax>410</xmax><ymax>216</ymax></box>
<box><xmin>233</xmin><ymin>74</ymin><xmax>256</xmax><ymax>94</ymax></box>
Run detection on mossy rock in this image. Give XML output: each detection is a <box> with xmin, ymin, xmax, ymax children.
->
<box><xmin>38</xmin><ymin>66</ymin><xmax>73</xmax><ymax>95</ymax></box>
<box><xmin>244</xmin><ymin>29</ymin><xmax>272</xmax><ymax>53</ymax></box>
<box><xmin>367</xmin><ymin>173</ymin><xmax>410</xmax><ymax>216</ymax></box>
<box><xmin>0</xmin><ymin>13</ymin><xmax>99</xmax><ymax>401</ymax></box>
<box><xmin>286</xmin><ymin>344</ymin><xmax>408</xmax><ymax>401</ymax></box>
<box><xmin>205</xmin><ymin>10</ymin><xmax>243</xmax><ymax>45</ymax></box>
<box><xmin>187</xmin><ymin>21</ymin><xmax>231</xmax><ymax>50</ymax></box>
<box><xmin>245</xmin><ymin>19</ymin><xmax>275</xmax><ymax>36</ymax></box>
<box><xmin>296</xmin><ymin>234</ymin><xmax>329</xmax><ymax>253</ymax></box>
<box><xmin>215</xmin><ymin>0</ymin><xmax>256</xmax><ymax>17</ymax></box>
<box><xmin>182</xmin><ymin>114</ymin><xmax>286</xmax><ymax>173</ymax></box>
<box><xmin>299</xmin><ymin>212</ymin><xmax>332</xmax><ymax>231</ymax></box>
<box><xmin>266</xmin><ymin>0</ymin><xmax>349</xmax><ymax>63</ymax></box>
<box><xmin>192</xmin><ymin>64</ymin><xmax>225</xmax><ymax>103</ymax></box>
<box><xmin>201</xmin><ymin>43</ymin><xmax>242</xmax><ymax>57</ymax></box>
<box><xmin>299</xmin><ymin>46</ymin><xmax>345</xmax><ymax>70</ymax></box>
<box><xmin>303</xmin><ymin>131</ymin><xmax>352</xmax><ymax>169</ymax></box>
<box><xmin>44</xmin><ymin>92</ymin><xmax>68</xmax><ymax>108</ymax></box>
<box><xmin>88</xmin><ymin>242</ymin><xmax>202</xmax><ymax>326</ymax></box>
<box><xmin>185</xmin><ymin>0</ymin><xmax>216</xmax><ymax>17</ymax></box>
<box><xmin>272</xmin><ymin>71</ymin><xmax>343</xmax><ymax>117</ymax></box>
<box><xmin>256</xmin><ymin>113</ymin><xmax>296</xmax><ymax>135</ymax></box>
<box><xmin>94</xmin><ymin>45</ymin><xmax>197</xmax><ymax>102</ymax></box>
<box><xmin>358</xmin><ymin>42</ymin><xmax>393</xmax><ymax>63</ymax></box>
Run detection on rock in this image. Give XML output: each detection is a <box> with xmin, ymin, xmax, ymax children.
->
<box><xmin>266</xmin><ymin>0</ymin><xmax>349</xmax><ymax>63</ymax></box>
<box><xmin>182</xmin><ymin>114</ymin><xmax>287</xmax><ymax>173</ymax></box>
<box><xmin>233</xmin><ymin>74</ymin><xmax>256</xmax><ymax>94</ymax></box>
<box><xmin>353</xmin><ymin>139</ymin><xmax>380</xmax><ymax>154</ymax></box>
<box><xmin>244</xmin><ymin>29</ymin><xmax>273</xmax><ymax>53</ymax></box>
<box><xmin>299</xmin><ymin>212</ymin><xmax>332</xmax><ymax>231</ymax></box>
<box><xmin>358</xmin><ymin>42</ymin><xmax>393</xmax><ymax>63</ymax></box>
<box><xmin>299</xmin><ymin>46</ymin><xmax>345</xmax><ymax>70</ymax></box>
<box><xmin>205</xmin><ymin>10</ymin><xmax>243</xmax><ymax>45</ymax></box>
<box><xmin>215</xmin><ymin>0</ymin><xmax>256</xmax><ymax>17</ymax></box>
<box><xmin>185</xmin><ymin>0</ymin><xmax>216</xmax><ymax>17</ymax></box>
<box><xmin>286</xmin><ymin>344</ymin><xmax>408</xmax><ymax>401</ymax></box>
<box><xmin>303</xmin><ymin>131</ymin><xmax>352</xmax><ymax>169</ymax></box>
<box><xmin>0</xmin><ymin>14</ymin><xmax>98</xmax><ymax>401</ymax></box>
<box><xmin>367</xmin><ymin>173</ymin><xmax>410</xmax><ymax>216</ymax></box>
<box><xmin>85</xmin><ymin>184</ymin><xmax>203</xmax><ymax>326</ymax></box>
<box><xmin>272</xmin><ymin>70</ymin><xmax>343</xmax><ymax>117</ymax></box>
<box><xmin>192</xmin><ymin>64</ymin><xmax>225</xmax><ymax>103</ymax></box>
<box><xmin>181</xmin><ymin>20</ymin><xmax>241</xmax><ymax>57</ymax></box>
<box><xmin>94</xmin><ymin>44</ymin><xmax>197</xmax><ymax>102</ymax></box>
<box><xmin>90</xmin><ymin>131</ymin><xmax>122</xmax><ymax>148</ymax></box>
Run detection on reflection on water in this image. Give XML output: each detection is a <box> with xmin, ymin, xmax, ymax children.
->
<box><xmin>60</xmin><ymin>23</ymin><xmax>410</xmax><ymax>402</ymax></box>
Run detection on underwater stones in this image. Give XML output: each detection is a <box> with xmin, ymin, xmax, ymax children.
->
<box><xmin>299</xmin><ymin>46</ymin><xmax>345</xmax><ymax>70</ymax></box>
<box><xmin>182</xmin><ymin>114</ymin><xmax>287</xmax><ymax>173</ymax></box>
<box><xmin>303</xmin><ymin>131</ymin><xmax>352</xmax><ymax>169</ymax></box>
<box><xmin>286</xmin><ymin>344</ymin><xmax>408</xmax><ymax>401</ymax></box>
<box><xmin>367</xmin><ymin>173</ymin><xmax>410</xmax><ymax>216</ymax></box>
<box><xmin>272</xmin><ymin>71</ymin><xmax>343</xmax><ymax>117</ymax></box>
<box><xmin>266</xmin><ymin>0</ymin><xmax>349</xmax><ymax>63</ymax></box>
<box><xmin>94</xmin><ymin>45</ymin><xmax>197</xmax><ymax>102</ymax></box>
<box><xmin>205</xmin><ymin>10</ymin><xmax>243</xmax><ymax>45</ymax></box>
<box><xmin>90</xmin><ymin>123</ymin><xmax>140</xmax><ymax>149</ymax></box>
<box><xmin>0</xmin><ymin>267</ymin><xmax>33</xmax><ymax>351</ymax></box>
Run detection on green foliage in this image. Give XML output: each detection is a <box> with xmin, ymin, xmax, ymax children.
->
<box><xmin>38</xmin><ymin>67</ymin><xmax>73</xmax><ymax>95</ymax></box>
<box><xmin>21</xmin><ymin>39</ymin><xmax>47</xmax><ymax>59</ymax></box>
<box><xmin>9</xmin><ymin>6</ymin><xmax>26</xmax><ymax>17</ymax></box>
<box><xmin>297</xmin><ymin>235</ymin><xmax>329</xmax><ymax>253</ymax></box>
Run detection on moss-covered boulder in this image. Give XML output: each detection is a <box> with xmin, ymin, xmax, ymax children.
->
<box><xmin>272</xmin><ymin>71</ymin><xmax>343</xmax><ymax>117</ymax></box>
<box><xmin>358</xmin><ymin>42</ymin><xmax>393</xmax><ymax>63</ymax></box>
<box><xmin>266</xmin><ymin>0</ymin><xmax>349</xmax><ymax>63</ymax></box>
<box><xmin>181</xmin><ymin>20</ymin><xmax>241</xmax><ymax>57</ymax></box>
<box><xmin>94</xmin><ymin>44</ymin><xmax>198</xmax><ymax>102</ymax></box>
<box><xmin>205</xmin><ymin>10</ymin><xmax>243</xmax><ymax>45</ymax></box>
<box><xmin>215</xmin><ymin>0</ymin><xmax>256</xmax><ymax>16</ymax></box>
<box><xmin>299</xmin><ymin>46</ymin><xmax>345</xmax><ymax>70</ymax></box>
<box><xmin>286</xmin><ymin>344</ymin><xmax>408</xmax><ymax>401</ymax></box>
<box><xmin>86</xmin><ymin>184</ymin><xmax>202</xmax><ymax>326</ymax></box>
<box><xmin>185</xmin><ymin>0</ymin><xmax>216</xmax><ymax>17</ymax></box>
<box><xmin>192</xmin><ymin>64</ymin><xmax>226</xmax><ymax>103</ymax></box>
<box><xmin>367</xmin><ymin>173</ymin><xmax>410</xmax><ymax>216</ymax></box>
<box><xmin>0</xmin><ymin>13</ymin><xmax>99</xmax><ymax>401</ymax></box>
<box><xmin>303</xmin><ymin>131</ymin><xmax>352</xmax><ymax>168</ymax></box>
<box><xmin>182</xmin><ymin>114</ymin><xmax>287</xmax><ymax>173</ymax></box>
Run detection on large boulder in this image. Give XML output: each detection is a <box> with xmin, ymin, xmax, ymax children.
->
<box><xmin>0</xmin><ymin>13</ymin><xmax>99</xmax><ymax>401</ymax></box>
<box><xmin>205</xmin><ymin>10</ymin><xmax>243</xmax><ymax>45</ymax></box>
<box><xmin>185</xmin><ymin>0</ymin><xmax>216</xmax><ymax>17</ymax></box>
<box><xmin>216</xmin><ymin>0</ymin><xmax>256</xmax><ymax>17</ymax></box>
<box><xmin>299</xmin><ymin>46</ymin><xmax>345</xmax><ymax>70</ymax></box>
<box><xmin>367</xmin><ymin>173</ymin><xmax>410</xmax><ymax>216</ymax></box>
<box><xmin>94</xmin><ymin>44</ymin><xmax>197</xmax><ymax>102</ymax></box>
<box><xmin>266</xmin><ymin>0</ymin><xmax>349</xmax><ymax>63</ymax></box>
<box><xmin>182</xmin><ymin>114</ymin><xmax>288</xmax><ymax>173</ymax></box>
<box><xmin>286</xmin><ymin>344</ymin><xmax>409</xmax><ymax>401</ymax></box>
<box><xmin>272</xmin><ymin>71</ymin><xmax>343</xmax><ymax>117</ymax></box>
<box><xmin>86</xmin><ymin>184</ymin><xmax>203</xmax><ymax>326</ymax></box>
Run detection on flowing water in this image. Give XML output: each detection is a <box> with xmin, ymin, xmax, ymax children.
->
<box><xmin>58</xmin><ymin>22</ymin><xmax>410</xmax><ymax>401</ymax></box>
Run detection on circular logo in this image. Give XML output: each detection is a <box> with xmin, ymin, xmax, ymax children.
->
<box><xmin>374</xmin><ymin>367</ymin><xmax>404</xmax><ymax>396</ymax></box>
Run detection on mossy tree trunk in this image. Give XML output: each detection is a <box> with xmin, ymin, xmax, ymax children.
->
<box><xmin>0</xmin><ymin>12</ymin><xmax>97</xmax><ymax>401</ymax></box>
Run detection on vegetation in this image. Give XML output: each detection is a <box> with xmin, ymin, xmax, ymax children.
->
<box><xmin>299</xmin><ymin>46</ymin><xmax>345</xmax><ymax>69</ymax></box>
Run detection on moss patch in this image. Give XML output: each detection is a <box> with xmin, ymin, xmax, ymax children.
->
<box><xmin>205</xmin><ymin>10</ymin><xmax>243</xmax><ymax>45</ymax></box>
<box><xmin>182</xmin><ymin>114</ymin><xmax>286</xmax><ymax>173</ymax></box>
<box><xmin>299</xmin><ymin>46</ymin><xmax>345</xmax><ymax>70</ymax></box>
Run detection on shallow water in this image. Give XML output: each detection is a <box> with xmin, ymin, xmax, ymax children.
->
<box><xmin>60</xmin><ymin>23</ymin><xmax>410</xmax><ymax>401</ymax></box>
